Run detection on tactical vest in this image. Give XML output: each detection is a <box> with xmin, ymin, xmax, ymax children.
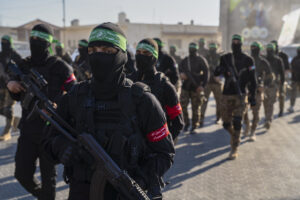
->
<box><xmin>142</xmin><ymin>72</ymin><xmax>168</xmax><ymax>107</ymax></box>
<box><xmin>67</xmin><ymin>79</ymin><xmax>150</xmax><ymax>182</ymax></box>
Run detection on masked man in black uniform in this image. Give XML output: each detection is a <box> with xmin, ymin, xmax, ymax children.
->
<box><xmin>73</xmin><ymin>39</ymin><xmax>91</xmax><ymax>81</ymax></box>
<box><xmin>43</xmin><ymin>23</ymin><xmax>175</xmax><ymax>200</ymax></box>
<box><xmin>135</xmin><ymin>38</ymin><xmax>184</xmax><ymax>143</ymax></box>
<box><xmin>7</xmin><ymin>24</ymin><xmax>76</xmax><ymax>200</ymax></box>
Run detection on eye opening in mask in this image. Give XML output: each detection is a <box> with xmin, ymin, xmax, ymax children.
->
<box><xmin>88</xmin><ymin>45</ymin><xmax>118</xmax><ymax>55</ymax></box>
<box><xmin>232</xmin><ymin>39</ymin><xmax>241</xmax><ymax>45</ymax></box>
<box><xmin>136</xmin><ymin>49</ymin><xmax>153</xmax><ymax>57</ymax></box>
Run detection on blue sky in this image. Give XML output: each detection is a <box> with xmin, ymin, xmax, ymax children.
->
<box><xmin>0</xmin><ymin>0</ymin><xmax>220</xmax><ymax>27</ymax></box>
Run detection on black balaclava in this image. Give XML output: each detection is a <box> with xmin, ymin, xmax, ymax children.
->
<box><xmin>266</xmin><ymin>43</ymin><xmax>275</xmax><ymax>58</ymax></box>
<box><xmin>189</xmin><ymin>42</ymin><xmax>198</xmax><ymax>57</ymax></box>
<box><xmin>209</xmin><ymin>43</ymin><xmax>217</xmax><ymax>55</ymax></box>
<box><xmin>135</xmin><ymin>38</ymin><xmax>158</xmax><ymax>80</ymax></box>
<box><xmin>250</xmin><ymin>42</ymin><xmax>262</xmax><ymax>58</ymax></box>
<box><xmin>251</xmin><ymin>46</ymin><xmax>260</xmax><ymax>57</ymax></box>
<box><xmin>88</xmin><ymin>22</ymin><xmax>127</xmax><ymax>100</ymax></box>
<box><xmin>153</xmin><ymin>38</ymin><xmax>163</xmax><ymax>54</ymax></box>
<box><xmin>199</xmin><ymin>38</ymin><xmax>205</xmax><ymax>49</ymax></box>
<box><xmin>271</xmin><ymin>40</ymin><xmax>279</xmax><ymax>54</ymax></box>
<box><xmin>1</xmin><ymin>36</ymin><xmax>12</xmax><ymax>55</ymax></box>
<box><xmin>78</xmin><ymin>39</ymin><xmax>88</xmax><ymax>59</ymax></box>
<box><xmin>55</xmin><ymin>46</ymin><xmax>63</xmax><ymax>57</ymax></box>
<box><xmin>231</xmin><ymin>34</ymin><xmax>243</xmax><ymax>55</ymax></box>
<box><xmin>170</xmin><ymin>46</ymin><xmax>176</xmax><ymax>56</ymax></box>
<box><xmin>30</xmin><ymin>24</ymin><xmax>53</xmax><ymax>65</ymax></box>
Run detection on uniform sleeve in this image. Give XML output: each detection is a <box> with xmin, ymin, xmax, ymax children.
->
<box><xmin>262</xmin><ymin>59</ymin><xmax>273</xmax><ymax>86</ymax></box>
<box><xmin>163</xmin><ymin>81</ymin><xmax>184</xmax><ymax>139</ymax></box>
<box><xmin>280</xmin><ymin>52</ymin><xmax>290</xmax><ymax>71</ymax></box>
<box><xmin>247</xmin><ymin>57</ymin><xmax>257</xmax><ymax>98</ymax></box>
<box><xmin>165</xmin><ymin>55</ymin><xmax>179</xmax><ymax>85</ymax></box>
<box><xmin>278</xmin><ymin>58</ymin><xmax>285</xmax><ymax>85</ymax></box>
<box><xmin>200</xmin><ymin>57</ymin><xmax>209</xmax><ymax>87</ymax></box>
<box><xmin>137</xmin><ymin>92</ymin><xmax>175</xmax><ymax>177</ymax></box>
<box><xmin>58</xmin><ymin>60</ymin><xmax>77</xmax><ymax>92</ymax></box>
<box><xmin>214</xmin><ymin>55</ymin><xmax>226</xmax><ymax>76</ymax></box>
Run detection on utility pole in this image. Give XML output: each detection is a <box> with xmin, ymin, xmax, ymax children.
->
<box><xmin>62</xmin><ymin>0</ymin><xmax>66</xmax><ymax>45</ymax></box>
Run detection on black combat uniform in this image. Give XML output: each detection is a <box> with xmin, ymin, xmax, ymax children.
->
<box><xmin>243</xmin><ymin>41</ymin><xmax>273</xmax><ymax>140</ymax></box>
<box><xmin>55</xmin><ymin>42</ymin><xmax>72</xmax><ymax>65</ymax></box>
<box><xmin>43</xmin><ymin>23</ymin><xmax>174</xmax><ymax>200</ymax></box>
<box><xmin>214</xmin><ymin>34</ymin><xmax>256</xmax><ymax>160</ymax></box>
<box><xmin>136</xmin><ymin>38</ymin><xmax>184</xmax><ymax>142</ymax></box>
<box><xmin>8</xmin><ymin>24</ymin><xmax>76</xmax><ymax>200</ymax></box>
<box><xmin>179</xmin><ymin>43</ymin><xmax>209</xmax><ymax>133</ymax></box>
<box><xmin>290</xmin><ymin>49</ymin><xmax>300</xmax><ymax>111</ymax></box>
<box><xmin>200</xmin><ymin>43</ymin><xmax>222</xmax><ymax>125</ymax></box>
<box><xmin>73</xmin><ymin>39</ymin><xmax>91</xmax><ymax>81</ymax></box>
<box><xmin>153</xmin><ymin>38</ymin><xmax>180</xmax><ymax>90</ymax></box>
<box><xmin>271</xmin><ymin>40</ymin><xmax>290</xmax><ymax>116</ymax></box>
<box><xmin>264</xmin><ymin>44</ymin><xmax>285</xmax><ymax>127</ymax></box>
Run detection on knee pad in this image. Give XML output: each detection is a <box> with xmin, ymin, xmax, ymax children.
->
<box><xmin>223</xmin><ymin>122</ymin><xmax>232</xmax><ymax>130</ymax></box>
<box><xmin>233</xmin><ymin>116</ymin><xmax>242</xmax><ymax>131</ymax></box>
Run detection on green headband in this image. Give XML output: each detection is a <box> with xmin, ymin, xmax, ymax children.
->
<box><xmin>2</xmin><ymin>35</ymin><xmax>13</xmax><ymax>44</ymax></box>
<box><xmin>30</xmin><ymin>30</ymin><xmax>53</xmax><ymax>43</ymax></box>
<box><xmin>136</xmin><ymin>43</ymin><xmax>158</xmax><ymax>59</ymax></box>
<box><xmin>89</xmin><ymin>28</ymin><xmax>127</xmax><ymax>51</ymax></box>
<box><xmin>79</xmin><ymin>40</ymin><xmax>88</xmax><ymax>47</ymax></box>
<box><xmin>154</xmin><ymin>39</ymin><xmax>164</xmax><ymax>47</ymax></box>
<box><xmin>170</xmin><ymin>45</ymin><xmax>177</xmax><ymax>50</ymax></box>
<box><xmin>209</xmin><ymin>43</ymin><xmax>217</xmax><ymax>49</ymax></box>
<box><xmin>267</xmin><ymin>43</ymin><xmax>275</xmax><ymax>50</ymax></box>
<box><xmin>199</xmin><ymin>38</ymin><xmax>205</xmax><ymax>43</ymax></box>
<box><xmin>56</xmin><ymin>42</ymin><xmax>64</xmax><ymax>48</ymax></box>
<box><xmin>232</xmin><ymin>34</ymin><xmax>243</xmax><ymax>42</ymax></box>
<box><xmin>189</xmin><ymin>43</ymin><xmax>199</xmax><ymax>50</ymax></box>
<box><xmin>251</xmin><ymin>42</ymin><xmax>263</xmax><ymax>50</ymax></box>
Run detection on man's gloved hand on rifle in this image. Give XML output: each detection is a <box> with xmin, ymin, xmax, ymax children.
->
<box><xmin>57</xmin><ymin>142</ymin><xmax>94</xmax><ymax>166</ymax></box>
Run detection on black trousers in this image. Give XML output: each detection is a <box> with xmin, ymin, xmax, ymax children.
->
<box><xmin>14</xmin><ymin>135</ymin><xmax>56</xmax><ymax>200</ymax></box>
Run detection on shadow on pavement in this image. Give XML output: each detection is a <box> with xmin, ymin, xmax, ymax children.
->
<box><xmin>164</xmin><ymin>125</ymin><xmax>231</xmax><ymax>192</ymax></box>
<box><xmin>288</xmin><ymin>114</ymin><xmax>300</xmax><ymax>124</ymax></box>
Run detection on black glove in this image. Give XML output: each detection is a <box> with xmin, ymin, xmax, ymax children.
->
<box><xmin>59</xmin><ymin>145</ymin><xmax>80</xmax><ymax>166</ymax></box>
<box><xmin>248</xmin><ymin>96</ymin><xmax>256</xmax><ymax>107</ymax></box>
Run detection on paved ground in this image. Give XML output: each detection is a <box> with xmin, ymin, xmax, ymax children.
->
<box><xmin>1</xmin><ymin>97</ymin><xmax>300</xmax><ymax>200</ymax></box>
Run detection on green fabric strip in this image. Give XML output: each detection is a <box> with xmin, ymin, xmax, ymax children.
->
<box><xmin>89</xmin><ymin>28</ymin><xmax>127</xmax><ymax>51</ymax></box>
<box><xmin>267</xmin><ymin>43</ymin><xmax>275</xmax><ymax>50</ymax></box>
<box><xmin>79</xmin><ymin>40</ymin><xmax>88</xmax><ymax>47</ymax></box>
<box><xmin>30</xmin><ymin>30</ymin><xmax>53</xmax><ymax>43</ymax></box>
<box><xmin>56</xmin><ymin>42</ymin><xmax>64</xmax><ymax>48</ymax></box>
<box><xmin>136</xmin><ymin>43</ymin><xmax>158</xmax><ymax>59</ymax></box>
<box><xmin>189</xmin><ymin>43</ymin><xmax>199</xmax><ymax>50</ymax></box>
<box><xmin>232</xmin><ymin>34</ymin><xmax>243</xmax><ymax>42</ymax></box>
<box><xmin>1</xmin><ymin>35</ymin><xmax>13</xmax><ymax>44</ymax></box>
<box><xmin>154</xmin><ymin>39</ymin><xmax>164</xmax><ymax>47</ymax></box>
<box><xmin>251</xmin><ymin>42</ymin><xmax>263</xmax><ymax>50</ymax></box>
<box><xmin>209</xmin><ymin>43</ymin><xmax>217</xmax><ymax>49</ymax></box>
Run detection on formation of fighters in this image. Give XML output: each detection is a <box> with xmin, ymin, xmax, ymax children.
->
<box><xmin>0</xmin><ymin>22</ymin><xmax>299</xmax><ymax>199</ymax></box>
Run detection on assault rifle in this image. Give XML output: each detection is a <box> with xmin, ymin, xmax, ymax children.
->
<box><xmin>7</xmin><ymin>63</ymin><xmax>150</xmax><ymax>200</ymax></box>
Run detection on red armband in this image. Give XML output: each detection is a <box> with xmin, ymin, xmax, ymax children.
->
<box><xmin>147</xmin><ymin>123</ymin><xmax>170</xmax><ymax>142</ymax></box>
<box><xmin>61</xmin><ymin>73</ymin><xmax>76</xmax><ymax>91</ymax></box>
<box><xmin>165</xmin><ymin>103</ymin><xmax>182</xmax><ymax>120</ymax></box>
